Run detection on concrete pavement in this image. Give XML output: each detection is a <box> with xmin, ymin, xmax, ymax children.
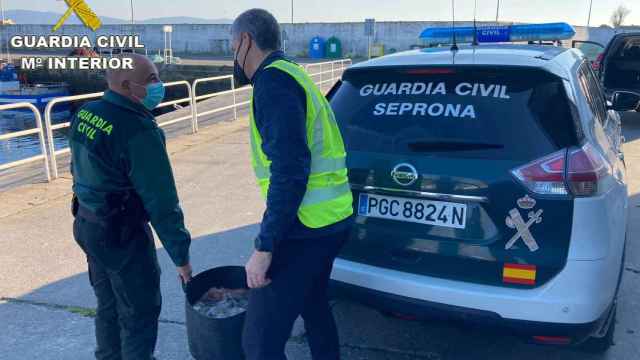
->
<box><xmin>1</xmin><ymin>112</ymin><xmax>640</xmax><ymax>359</ymax></box>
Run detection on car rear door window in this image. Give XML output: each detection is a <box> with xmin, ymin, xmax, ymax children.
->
<box><xmin>578</xmin><ymin>63</ymin><xmax>618</xmax><ymax>154</ymax></box>
<box><xmin>586</xmin><ymin>66</ymin><xmax>609</xmax><ymax>122</ymax></box>
<box><xmin>579</xmin><ymin>63</ymin><xmax>608</xmax><ymax>125</ymax></box>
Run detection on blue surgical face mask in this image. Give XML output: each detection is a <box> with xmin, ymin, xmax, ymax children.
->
<box><xmin>133</xmin><ymin>81</ymin><xmax>165</xmax><ymax>110</ymax></box>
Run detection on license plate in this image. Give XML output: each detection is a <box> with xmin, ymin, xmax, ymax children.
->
<box><xmin>358</xmin><ymin>193</ymin><xmax>467</xmax><ymax>229</ymax></box>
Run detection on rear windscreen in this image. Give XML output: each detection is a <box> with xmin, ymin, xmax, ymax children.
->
<box><xmin>613</xmin><ymin>38</ymin><xmax>640</xmax><ymax>58</ymax></box>
<box><xmin>330</xmin><ymin>67</ymin><xmax>579</xmax><ymax>160</ymax></box>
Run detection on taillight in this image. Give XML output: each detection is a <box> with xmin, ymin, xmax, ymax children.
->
<box><xmin>511</xmin><ymin>149</ymin><xmax>568</xmax><ymax>195</ymax></box>
<box><xmin>567</xmin><ymin>143</ymin><xmax>610</xmax><ymax>196</ymax></box>
<box><xmin>511</xmin><ymin>144</ymin><xmax>611</xmax><ymax>197</ymax></box>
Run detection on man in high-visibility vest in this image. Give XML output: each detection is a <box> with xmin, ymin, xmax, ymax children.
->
<box><xmin>232</xmin><ymin>8</ymin><xmax>354</xmax><ymax>360</ymax></box>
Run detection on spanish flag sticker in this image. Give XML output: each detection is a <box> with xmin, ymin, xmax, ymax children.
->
<box><xmin>503</xmin><ymin>263</ymin><xmax>537</xmax><ymax>285</ymax></box>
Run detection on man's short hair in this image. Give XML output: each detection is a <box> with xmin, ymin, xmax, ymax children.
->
<box><xmin>232</xmin><ymin>8</ymin><xmax>282</xmax><ymax>52</ymax></box>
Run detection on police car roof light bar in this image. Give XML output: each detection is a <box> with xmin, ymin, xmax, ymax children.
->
<box><xmin>420</xmin><ymin>22</ymin><xmax>576</xmax><ymax>46</ymax></box>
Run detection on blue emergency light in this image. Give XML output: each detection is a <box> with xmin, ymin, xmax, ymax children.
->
<box><xmin>419</xmin><ymin>22</ymin><xmax>576</xmax><ymax>45</ymax></box>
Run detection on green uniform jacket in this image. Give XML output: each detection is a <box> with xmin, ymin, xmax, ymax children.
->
<box><xmin>69</xmin><ymin>90</ymin><xmax>190</xmax><ymax>266</ymax></box>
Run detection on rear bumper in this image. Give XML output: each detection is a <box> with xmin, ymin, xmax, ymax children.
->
<box><xmin>330</xmin><ymin>256</ymin><xmax>618</xmax><ymax>327</ymax></box>
<box><xmin>329</xmin><ymin>278</ymin><xmax>609</xmax><ymax>343</ymax></box>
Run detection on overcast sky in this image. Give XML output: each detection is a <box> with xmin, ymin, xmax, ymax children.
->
<box><xmin>5</xmin><ymin>0</ymin><xmax>639</xmax><ymax>26</ymax></box>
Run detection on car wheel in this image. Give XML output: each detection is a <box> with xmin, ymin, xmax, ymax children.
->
<box><xmin>581</xmin><ymin>305</ymin><xmax>616</xmax><ymax>353</ymax></box>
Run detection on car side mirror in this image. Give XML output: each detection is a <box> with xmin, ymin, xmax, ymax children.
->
<box><xmin>609</xmin><ymin>91</ymin><xmax>640</xmax><ymax>112</ymax></box>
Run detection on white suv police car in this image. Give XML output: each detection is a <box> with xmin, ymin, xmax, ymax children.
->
<box><xmin>328</xmin><ymin>44</ymin><xmax>635</xmax><ymax>352</ymax></box>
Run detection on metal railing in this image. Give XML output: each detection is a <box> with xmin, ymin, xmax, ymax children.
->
<box><xmin>155</xmin><ymin>80</ymin><xmax>194</xmax><ymax>131</ymax></box>
<box><xmin>187</xmin><ymin>59</ymin><xmax>350</xmax><ymax>124</ymax></box>
<box><xmin>0</xmin><ymin>102</ymin><xmax>51</xmax><ymax>181</ymax></box>
<box><xmin>5</xmin><ymin>58</ymin><xmax>351</xmax><ymax>182</ymax></box>
<box><xmin>234</xmin><ymin>85</ymin><xmax>253</xmax><ymax>108</ymax></box>
<box><xmin>305</xmin><ymin>59</ymin><xmax>352</xmax><ymax>91</ymax></box>
<box><xmin>44</xmin><ymin>81</ymin><xmax>194</xmax><ymax>179</ymax></box>
<box><xmin>192</xmin><ymin>75</ymin><xmax>236</xmax><ymax>133</ymax></box>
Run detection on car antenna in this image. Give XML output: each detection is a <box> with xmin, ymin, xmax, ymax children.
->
<box><xmin>472</xmin><ymin>0</ymin><xmax>479</xmax><ymax>46</ymax></box>
<box><xmin>450</xmin><ymin>0</ymin><xmax>459</xmax><ymax>51</ymax></box>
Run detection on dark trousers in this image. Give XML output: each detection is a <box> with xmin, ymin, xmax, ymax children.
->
<box><xmin>73</xmin><ymin>216</ymin><xmax>162</xmax><ymax>360</ymax></box>
<box><xmin>242</xmin><ymin>230</ymin><xmax>349</xmax><ymax>360</ymax></box>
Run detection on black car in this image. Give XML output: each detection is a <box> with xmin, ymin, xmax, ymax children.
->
<box><xmin>574</xmin><ymin>32</ymin><xmax>640</xmax><ymax>103</ymax></box>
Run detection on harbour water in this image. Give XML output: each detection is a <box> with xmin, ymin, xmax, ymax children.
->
<box><xmin>0</xmin><ymin>110</ymin><xmax>71</xmax><ymax>165</ymax></box>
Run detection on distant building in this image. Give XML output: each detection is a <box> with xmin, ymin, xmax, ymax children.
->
<box><xmin>0</xmin><ymin>19</ymin><xmax>15</xmax><ymax>25</ymax></box>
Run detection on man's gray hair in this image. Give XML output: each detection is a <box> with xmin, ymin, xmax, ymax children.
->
<box><xmin>232</xmin><ymin>8</ymin><xmax>282</xmax><ymax>52</ymax></box>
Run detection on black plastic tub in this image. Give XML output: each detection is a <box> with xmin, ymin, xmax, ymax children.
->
<box><xmin>185</xmin><ymin>266</ymin><xmax>248</xmax><ymax>360</ymax></box>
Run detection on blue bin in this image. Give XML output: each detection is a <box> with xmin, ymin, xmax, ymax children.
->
<box><xmin>309</xmin><ymin>36</ymin><xmax>326</xmax><ymax>59</ymax></box>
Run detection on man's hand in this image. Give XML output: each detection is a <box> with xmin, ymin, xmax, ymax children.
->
<box><xmin>177</xmin><ymin>263</ymin><xmax>193</xmax><ymax>284</ymax></box>
<box><xmin>245</xmin><ymin>250</ymin><xmax>272</xmax><ymax>288</ymax></box>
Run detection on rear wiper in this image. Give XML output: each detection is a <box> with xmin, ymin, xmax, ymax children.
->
<box><xmin>408</xmin><ymin>141</ymin><xmax>504</xmax><ymax>152</ymax></box>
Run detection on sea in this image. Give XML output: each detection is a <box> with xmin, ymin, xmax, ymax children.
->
<box><xmin>0</xmin><ymin>110</ymin><xmax>71</xmax><ymax>165</ymax></box>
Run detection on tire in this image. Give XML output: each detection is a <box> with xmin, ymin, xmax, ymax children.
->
<box><xmin>581</xmin><ymin>305</ymin><xmax>616</xmax><ymax>353</ymax></box>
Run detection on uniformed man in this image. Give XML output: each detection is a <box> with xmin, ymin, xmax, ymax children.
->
<box><xmin>232</xmin><ymin>9</ymin><xmax>354</xmax><ymax>360</ymax></box>
<box><xmin>69</xmin><ymin>54</ymin><xmax>192</xmax><ymax>360</ymax></box>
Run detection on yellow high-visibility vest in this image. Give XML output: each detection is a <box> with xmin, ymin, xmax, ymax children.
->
<box><xmin>249</xmin><ymin>59</ymin><xmax>353</xmax><ymax>228</ymax></box>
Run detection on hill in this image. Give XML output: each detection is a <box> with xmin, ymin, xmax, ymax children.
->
<box><xmin>3</xmin><ymin>10</ymin><xmax>232</xmax><ymax>25</ymax></box>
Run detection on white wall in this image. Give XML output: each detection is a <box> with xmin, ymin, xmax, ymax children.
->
<box><xmin>1</xmin><ymin>23</ymin><xmax>632</xmax><ymax>57</ymax></box>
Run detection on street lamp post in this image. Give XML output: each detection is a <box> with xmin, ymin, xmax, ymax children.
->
<box><xmin>0</xmin><ymin>0</ymin><xmax>9</xmax><ymax>62</ymax></box>
<box><xmin>129</xmin><ymin>0</ymin><xmax>136</xmax><ymax>39</ymax></box>
<box><xmin>587</xmin><ymin>0</ymin><xmax>593</xmax><ymax>27</ymax></box>
<box><xmin>496</xmin><ymin>0</ymin><xmax>500</xmax><ymax>23</ymax></box>
<box><xmin>163</xmin><ymin>25</ymin><xmax>173</xmax><ymax>64</ymax></box>
<box><xmin>130</xmin><ymin>0</ymin><xmax>135</xmax><ymax>25</ymax></box>
<box><xmin>286</xmin><ymin>0</ymin><xmax>293</xmax><ymax>54</ymax></box>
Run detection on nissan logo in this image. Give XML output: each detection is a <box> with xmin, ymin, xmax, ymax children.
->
<box><xmin>391</xmin><ymin>163</ymin><xmax>418</xmax><ymax>186</ymax></box>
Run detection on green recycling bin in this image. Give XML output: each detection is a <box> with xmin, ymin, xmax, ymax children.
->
<box><xmin>325</xmin><ymin>36</ymin><xmax>342</xmax><ymax>59</ymax></box>
<box><xmin>370</xmin><ymin>43</ymin><xmax>385</xmax><ymax>58</ymax></box>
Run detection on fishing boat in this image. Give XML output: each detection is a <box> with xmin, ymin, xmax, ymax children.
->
<box><xmin>0</xmin><ymin>63</ymin><xmax>71</xmax><ymax>126</ymax></box>
<box><xmin>0</xmin><ymin>63</ymin><xmax>70</xmax><ymax>111</ymax></box>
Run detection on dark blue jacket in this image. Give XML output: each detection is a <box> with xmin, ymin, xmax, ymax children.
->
<box><xmin>251</xmin><ymin>51</ymin><xmax>351</xmax><ymax>252</ymax></box>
